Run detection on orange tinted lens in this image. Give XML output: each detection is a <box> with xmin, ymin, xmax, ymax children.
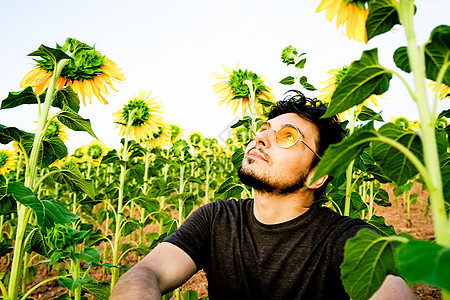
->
<box><xmin>257</xmin><ymin>122</ymin><xmax>268</xmax><ymax>133</ymax></box>
<box><xmin>276</xmin><ymin>126</ymin><xmax>299</xmax><ymax>147</ymax></box>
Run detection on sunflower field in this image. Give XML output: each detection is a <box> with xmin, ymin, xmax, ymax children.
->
<box><xmin>1</xmin><ymin>1</ymin><xmax>450</xmax><ymax>300</ymax></box>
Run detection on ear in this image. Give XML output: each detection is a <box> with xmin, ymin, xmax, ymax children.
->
<box><xmin>306</xmin><ymin>171</ymin><xmax>328</xmax><ymax>190</ymax></box>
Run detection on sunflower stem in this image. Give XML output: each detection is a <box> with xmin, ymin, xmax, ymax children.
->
<box><xmin>111</xmin><ymin>109</ymin><xmax>137</xmax><ymax>290</ymax></box>
<box><xmin>344</xmin><ymin>108</ymin><xmax>356</xmax><ymax>216</ymax></box>
<box><xmin>7</xmin><ymin>57</ymin><xmax>69</xmax><ymax>300</ymax></box>
<box><xmin>398</xmin><ymin>0</ymin><xmax>449</xmax><ymax>248</ymax></box>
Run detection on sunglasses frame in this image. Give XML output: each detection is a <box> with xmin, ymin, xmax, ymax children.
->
<box><xmin>250</xmin><ymin>122</ymin><xmax>322</xmax><ymax>160</ymax></box>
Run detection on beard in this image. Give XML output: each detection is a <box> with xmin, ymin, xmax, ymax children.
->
<box><xmin>238</xmin><ymin>164</ymin><xmax>308</xmax><ymax>195</ymax></box>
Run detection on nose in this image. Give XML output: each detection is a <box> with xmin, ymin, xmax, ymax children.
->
<box><xmin>253</xmin><ymin>129</ymin><xmax>272</xmax><ymax>148</ymax></box>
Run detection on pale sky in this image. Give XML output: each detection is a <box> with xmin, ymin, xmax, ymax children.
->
<box><xmin>0</xmin><ymin>0</ymin><xmax>448</xmax><ymax>152</ymax></box>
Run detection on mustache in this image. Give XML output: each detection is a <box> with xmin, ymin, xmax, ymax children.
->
<box><xmin>247</xmin><ymin>145</ymin><xmax>270</xmax><ymax>161</ymax></box>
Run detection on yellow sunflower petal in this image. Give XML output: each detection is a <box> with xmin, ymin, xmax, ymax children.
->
<box><xmin>212</xmin><ymin>72</ymin><xmax>229</xmax><ymax>80</ymax></box>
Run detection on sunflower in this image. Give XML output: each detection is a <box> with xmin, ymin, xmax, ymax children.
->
<box><xmin>213</xmin><ymin>64</ymin><xmax>276</xmax><ymax>117</ymax></box>
<box><xmin>411</xmin><ymin>120</ymin><xmax>421</xmax><ymax>131</ymax></box>
<box><xmin>316</xmin><ymin>0</ymin><xmax>370</xmax><ymax>42</ymax></box>
<box><xmin>391</xmin><ymin>115</ymin><xmax>411</xmax><ymax>130</ymax></box>
<box><xmin>112</xmin><ymin>90</ymin><xmax>164</xmax><ymax>143</ymax></box>
<box><xmin>188</xmin><ymin>130</ymin><xmax>204</xmax><ymax>150</ymax></box>
<box><xmin>20</xmin><ymin>38</ymin><xmax>126</xmax><ymax>105</ymax></box>
<box><xmin>71</xmin><ymin>147</ymin><xmax>86</xmax><ymax>164</ymax></box>
<box><xmin>146</xmin><ymin>122</ymin><xmax>171</xmax><ymax>148</ymax></box>
<box><xmin>318</xmin><ymin>66</ymin><xmax>384</xmax><ymax>119</ymax></box>
<box><xmin>429</xmin><ymin>81</ymin><xmax>450</xmax><ymax>100</ymax></box>
<box><xmin>82</xmin><ymin>140</ymin><xmax>109</xmax><ymax>165</ymax></box>
<box><xmin>0</xmin><ymin>148</ymin><xmax>18</xmax><ymax>175</ymax></box>
<box><xmin>169</xmin><ymin>123</ymin><xmax>184</xmax><ymax>143</ymax></box>
<box><xmin>44</xmin><ymin>118</ymin><xmax>69</xmax><ymax>142</ymax></box>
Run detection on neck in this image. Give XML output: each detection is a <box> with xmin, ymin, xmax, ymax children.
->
<box><xmin>253</xmin><ymin>188</ymin><xmax>315</xmax><ymax>224</ymax></box>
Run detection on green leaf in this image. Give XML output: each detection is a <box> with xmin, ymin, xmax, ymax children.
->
<box><xmin>357</xmin><ymin>106</ymin><xmax>384</xmax><ymax>122</ymax></box>
<box><xmin>324</xmin><ymin>49</ymin><xmax>392</xmax><ymax>118</ymax></box>
<box><xmin>373</xmin><ymin>188</ymin><xmax>391</xmax><ymax>206</ymax></box>
<box><xmin>231</xmin><ymin>148</ymin><xmax>244</xmax><ymax>171</ymax></box>
<box><xmin>295</xmin><ymin>58</ymin><xmax>306</xmax><ymax>69</ymax></box>
<box><xmin>441</xmin><ymin>154</ymin><xmax>450</xmax><ymax>203</ymax></box>
<box><xmin>7</xmin><ymin>182</ymin><xmax>78</xmax><ymax>230</ymax></box>
<box><xmin>82</xmin><ymin>282</ymin><xmax>110</xmax><ymax>300</ymax></box>
<box><xmin>100</xmin><ymin>149</ymin><xmax>121</xmax><ymax>165</ymax></box>
<box><xmin>135</xmin><ymin>195</ymin><xmax>160</xmax><ymax>212</ymax></box>
<box><xmin>24</xmin><ymin>225</ymin><xmax>51</xmax><ymax>257</ymax></box>
<box><xmin>279</xmin><ymin>76</ymin><xmax>295</xmax><ymax>85</ymax></box>
<box><xmin>28</xmin><ymin>44</ymin><xmax>72</xmax><ymax>65</ymax></box>
<box><xmin>372</xmin><ymin>123</ymin><xmax>423</xmax><ymax>185</ymax></box>
<box><xmin>0</xmin><ymin>86</ymin><xmax>42</xmax><ymax>110</ymax></box>
<box><xmin>57</xmin><ymin>111</ymin><xmax>97</xmax><ymax>139</ymax></box>
<box><xmin>397</xmin><ymin>240</ymin><xmax>450</xmax><ymax>291</ymax></box>
<box><xmin>53</xmin><ymin>86</ymin><xmax>80</xmax><ymax>113</ymax></box>
<box><xmin>299</xmin><ymin>76</ymin><xmax>316</xmax><ymax>91</ymax></box>
<box><xmin>0</xmin><ymin>189</ymin><xmax>17</xmax><ymax>215</ymax></box>
<box><xmin>341</xmin><ymin>229</ymin><xmax>405</xmax><ymax>300</ymax></box>
<box><xmin>74</xmin><ymin>247</ymin><xmax>101</xmax><ymax>264</ymax></box>
<box><xmin>51</xmin><ymin>163</ymin><xmax>96</xmax><ymax>199</ymax></box>
<box><xmin>0</xmin><ymin>239</ymin><xmax>13</xmax><ymax>257</ymax></box>
<box><xmin>59</xmin><ymin>277</ymin><xmax>95</xmax><ymax>292</ymax></box>
<box><xmin>393</xmin><ymin>47</ymin><xmax>411</xmax><ymax>73</ymax></box>
<box><xmin>214</xmin><ymin>177</ymin><xmax>244</xmax><ymax>201</ymax></box>
<box><xmin>366</xmin><ymin>215</ymin><xmax>396</xmax><ymax>236</ymax></box>
<box><xmin>424</xmin><ymin>25</ymin><xmax>450</xmax><ymax>86</ymax></box>
<box><xmin>0</xmin><ymin>125</ymin><xmax>34</xmax><ymax>146</ymax></box>
<box><xmin>311</xmin><ymin>123</ymin><xmax>377</xmax><ymax>184</ymax></box>
<box><xmin>182</xmin><ymin>290</ymin><xmax>199</xmax><ymax>300</ymax></box>
<box><xmin>122</xmin><ymin>220</ymin><xmax>140</xmax><ymax>237</ymax></box>
<box><xmin>366</xmin><ymin>0</ymin><xmax>400</xmax><ymax>41</ymax></box>
<box><xmin>85</xmin><ymin>229</ymin><xmax>110</xmax><ymax>248</ymax></box>
<box><xmin>40</xmin><ymin>137</ymin><xmax>68</xmax><ymax>168</ymax></box>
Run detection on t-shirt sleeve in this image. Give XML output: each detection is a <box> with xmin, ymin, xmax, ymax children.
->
<box><xmin>163</xmin><ymin>202</ymin><xmax>213</xmax><ymax>270</ymax></box>
<box><xmin>331</xmin><ymin>220</ymin><xmax>372</xmax><ymax>275</ymax></box>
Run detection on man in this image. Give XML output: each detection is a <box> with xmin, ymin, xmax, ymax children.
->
<box><xmin>111</xmin><ymin>91</ymin><xmax>415</xmax><ymax>299</ymax></box>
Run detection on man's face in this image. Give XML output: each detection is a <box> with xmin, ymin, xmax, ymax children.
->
<box><xmin>238</xmin><ymin>113</ymin><xmax>319</xmax><ymax>194</ymax></box>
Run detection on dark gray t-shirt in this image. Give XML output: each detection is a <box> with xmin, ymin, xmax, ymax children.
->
<box><xmin>164</xmin><ymin>199</ymin><xmax>370</xmax><ymax>299</ymax></box>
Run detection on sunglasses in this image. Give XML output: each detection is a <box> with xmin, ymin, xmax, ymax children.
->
<box><xmin>249</xmin><ymin>122</ymin><xmax>322</xmax><ymax>159</ymax></box>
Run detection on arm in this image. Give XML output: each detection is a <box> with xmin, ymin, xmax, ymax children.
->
<box><xmin>368</xmin><ymin>275</ymin><xmax>416</xmax><ymax>300</ymax></box>
<box><xmin>110</xmin><ymin>242</ymin><xmax>197</xmax><ymax>300</ymax></box>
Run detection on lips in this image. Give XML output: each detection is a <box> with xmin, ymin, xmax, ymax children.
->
<box><xmin>247</xmin><ymin>148</ymin><xmax>268</xmax><ymax>162</ymax></box>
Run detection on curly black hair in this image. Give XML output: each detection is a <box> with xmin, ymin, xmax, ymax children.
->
<box><xmin>268</xmin><ymin>90</ymin><xmax>345</xmax><ymax>199</ymax></box>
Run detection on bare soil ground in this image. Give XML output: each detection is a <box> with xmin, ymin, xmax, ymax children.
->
<box><xmin>1</xmin><ymin>182</ymin><xmax>442</xmax><ymax>299</ymax></box>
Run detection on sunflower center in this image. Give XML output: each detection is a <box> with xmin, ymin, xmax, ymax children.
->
<box><xmin>0</xmin><ymin>151</ymin><xmax>8</xmax><ymax>168</ymax></box>
<box><xmin>190</xmin><ymin>133</ymin><xmax>202</xmax><ymax>145</ymax></box>
<box><xmin>229</xmin><ymin>69</ymin><xmax>266</xmax><ymax>98</ymax></box>
<box><xmin>73</xmin><ymin>148</ymin><xmax>84</xmax><ymax>158</ymax></box>
<box><xmin>88</xmin><ymin>144</ymin><xmax>103</xmax><ymax>159</ymax></box>
<box><xmin>171</xmin><ymin>125</ymin><xmax>181</xmax><ymax>140</ymax></box>
<box><xmin>152</xmin><ymin>126</ymin><xmax>164</xmax><ymax>140</ymax></box>
<box><xmin>122</xmin><ymin>99</ymin><xmax>151</xmax><ymax>127</ymax></box>
<box><xmin>45</xmin><ymin>120</ymin><xmax>61</xmax><ymax>139</ymax></box>
<box><xmin>394</xmin><ymin>117</ymin><xmax>410</xmax><ymax>129</ymax></box>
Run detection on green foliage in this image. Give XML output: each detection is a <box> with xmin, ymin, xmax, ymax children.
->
<box><xmin>0</xmin><ymin>86</ymin><xmax>43</xmax><ymax>110</ymax></box>
<box><xmin>372</xmin><ymin>123</ymin><xmax>423</xmax><ymax>185</ymax></box>
<box><xmin>82</xmin><ymin>282</ymin><xmax>110</xmax><ymax>300</ymax></box>
<box><xmin>57</xmin><ymin>111</ymin><xmax>97</xmax><ymax>139</ymax></box>
<box><xmin>340</xmin><ymin>229</ymin><xmax>408</xmax><ymax>300</ymax></box>
<box><xmin>397</xmin><ymin>240</ymin><xmax>450</xmax><ymax>292</ymax></box>
<box><xmin>28</xmin><ymin>44</ymin><xmax>72</xmax><ymax>66</ymax></box>
<box><xmin>7</xmin><ymin>182</ymin><xmax>78</xmax><ymax>231</ymax></box>
<box><xmin>366</xmin><ymin>0</ymin><xmax>400</xmax><ymax>41</ymax></box>
<box><xmin>53</xmin><ymin>86</ymin><xmax>80</xmax><ymax>112</ymax></box>
<box><xmin>323</xmin><ymin>49</ymin><xmax>392</xmax><ymax>118</ymax></box>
